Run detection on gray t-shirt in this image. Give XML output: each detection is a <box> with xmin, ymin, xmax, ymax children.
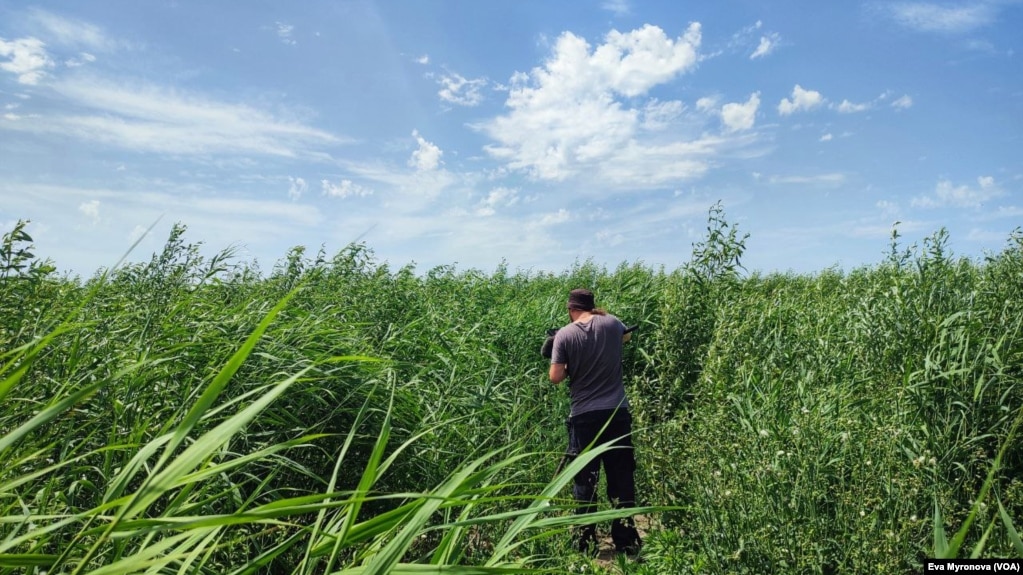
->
<box><xmin>551</xmin><ymin>313</ymin><xmax>629</xmax><ymax>416</ymax></box>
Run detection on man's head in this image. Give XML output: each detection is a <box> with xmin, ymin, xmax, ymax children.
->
<box><xmin>567</xmin><ymin>288</ymin><xmax>595</xmax><ymax>312</ymax></box>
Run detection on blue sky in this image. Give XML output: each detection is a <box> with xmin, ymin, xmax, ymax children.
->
<box><xmin>1</xmin><ymin>1</ymin><xmax>1020</xmax><ymax>278</ymax></box>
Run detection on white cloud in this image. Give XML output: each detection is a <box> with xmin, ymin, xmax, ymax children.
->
<box><xmin>721</xmin><ymin>92</ymin><xmax>760</xmax><ymax>132</ymax></box>
<box><xmin>288</xmin><ymin>177</ymin><xmax>307</xmax><ymax>200</ymax></box>
<box><xmin>696</xmin><ymin>96</ymin><xmax>718</xmax><ymax>112</ymax></box>
<box><xmin>992</xmin><ymin>205</ymin><xmax>1023</xmax><ymax>219</ymax></box>
<box><xmin>641</xmin><ymin>99</ymin><xmax>684</xmax><ymax>131</ymax></box>
<box><xmin>729</xmin><ymin>21</ymin><xmax>780</xmax><ymax>60</ymax></box>
<box><xmin>79</xmin><ymin>199</ymin><xmax>100</xmax><ymax>224</ymax></box>
<box><xmin>437</xmin><ymin>72</ymin><xmax>488</xmax><ymax>106</ymax></box>
<box><xmin>3</xmin><ymin>77</ymin><xmax>343</xmax><ymax>157</ymax></box>
<box><xmin>778</xmin><ymin>85</ymin><xmax>825</xmax><ymax>115</ymax></box>
<box><xmin>480</xmin><ymin>24</ymin><xmax>714</xmax><ymax>186</ymax></box>
<box><xmin>595</xmin><ymin>228</ymin><xmax>626</xmax><ymax>246</ymax></box>
<box><xmin>0</xmin><ymin>36</ymin><xmax>54</xmax><ymax>84</ymax></box>
<box><xmin>409</xmin><ymin>129</ymin><xmax>443</xmax><ymax>171</ymax></box>
<box><xmin>482</xmin><ymin>186</ymin><xmax>519</xmax><ymax>207</ymax></box>
<box><xmin>65</xmin><ymin>52</ymin><xmax>96</xmax><ymax>68</ymax></box>
<box><xmin>276</xmin><ymin>22</ymin><xmax>297</xmax><ymax>45</ymax></box>
<box><xmin>28</xmin><ymin>9</ymin><xmax>114</xmax><ymax>50</ymax></box>
<box><xmin>876</xmin><ymin>199</ymin><xmax>901</xmax><ymax>218</ymax></box>
<box><xmin>911</xmin><ymin>176</ymin><xmax>1003</xmax><ymax>208</ymax></box>
<box><xmin>321</xmin><ymin>178</ymin><xmax>372</xmax><ymax>198</ymax></box>
<box><xmin>128</xmin><ymin>224</ymin><xmax>149</xmax><ymax>244</ymax></box>
<box><xmin>837</xmin><ymin>99</ymin><xmax>871</xmax><ymax>113</ymax></box>
<box><xmin>891</xmin><ymin>94</ymin><xmax>913</xmax><ymax>110</ymax></box>
<box><xmin>881</xmin><ymin>2</ymin><xmax>997</xmax><ymax>33</ymax></box>
<box><xmin>539</xmin><ymin>208</ymin><xmax>570</xmax><ymax>225</ymax></box>
<box><xmin>750</xmin><ymin>33</ymin><xmax>780</xmax><ymax>59</ymax></box>
<box><xmin>965</xmin><ymin>227</ymin><xmax>1009</xmax><ymax>242</ymax></box>
<box><xmin>768</xmin><ymin>173</ymin><xmax>846</xmax><ymax>185</ymax></box>
<box><xmin>601</xmin><ymin>0</ymin><xmax>631</xmax><ymax>16</ymax></box>
<box><xmin>476</xmin><ymin>186</ymin><xmax>520</xmax><ymax>216</ymax></box>
<box><xmin>820</xmin><ymin>133</ymin><xmax>833</xmax><ymax>142</ymax></box>
<box><xmin>415</xmin><ymin>54</ymin><xmax>430</xmax><ymax>65</ymax></box>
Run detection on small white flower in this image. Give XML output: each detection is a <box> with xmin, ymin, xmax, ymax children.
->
<box><xmin>759</xmin><ymin>429</ymin><xmax>769</xmax><ymax>437</ymax></box>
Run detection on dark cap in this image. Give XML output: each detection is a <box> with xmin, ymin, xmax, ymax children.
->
<box><xmin>567</xmin><ymin>288</ymin><xmax>595</xmax><ymax>311</ymax></box>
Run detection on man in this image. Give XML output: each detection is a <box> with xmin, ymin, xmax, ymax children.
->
<box><xmin>546</xmin><ymin>288</ymin><xmax>641</xmax><ymax>557</ymax></box>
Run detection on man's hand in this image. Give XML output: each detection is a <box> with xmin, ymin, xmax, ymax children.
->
<box><xmin>549</xmin><ymin>363</ymin><xmax>568</xmax><ymax>384</ymax></box>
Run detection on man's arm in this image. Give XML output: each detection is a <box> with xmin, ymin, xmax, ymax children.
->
<box><xmin>549</xmin><ymin>362</ymin><xmax>568</xmax><ymax>384</ymax></box>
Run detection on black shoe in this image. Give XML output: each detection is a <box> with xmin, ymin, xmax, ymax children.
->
<box><xmin>576</xmin><ymin>537</ymin><xmax>599</xmax><ymax>557</ymax></box>
<box><xmin>615</xmin><ymin>540</ymin><xmax>642</xmax><ymax>559</ymax></box>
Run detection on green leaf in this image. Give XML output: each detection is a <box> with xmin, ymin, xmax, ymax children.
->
<box><xmin>933</xmin><ymin>498</ymin><xmax>949</xmax><ymax>558</ymax></box>
<box><xmin>999</xmin><ymin>499</ymin><xmax>1023</xmax><ymax>556</ymax></box>
<box><xmin>0</xmin><ymin>553</ymin><xmax>58</xmax><ymax>567</ymax></box>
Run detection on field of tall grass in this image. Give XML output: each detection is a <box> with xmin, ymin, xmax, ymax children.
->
<box><xmin>2</xmin><ymin>208</ymin><xmax>1021</xmax><ymax>574</ymax></box>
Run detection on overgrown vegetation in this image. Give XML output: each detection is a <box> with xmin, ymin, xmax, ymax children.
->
<box><xmin>1</xmin><ymin>209</ymin><xmax>1021</xmax><ymax>574</ymax></box>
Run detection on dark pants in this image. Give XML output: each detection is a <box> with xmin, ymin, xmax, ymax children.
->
<box><xmin>569</xmin><ymin>408</ymin><xmax>641</xmax><ymax>553</ymax></box>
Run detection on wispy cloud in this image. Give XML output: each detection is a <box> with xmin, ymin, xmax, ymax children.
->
<box><xmin>767</xmin><ymin>173</ymin><xmax>846</xmax><ymax>185</ymax></box>
<box><xmin>79</xmin><ymin>199</ymin><xmax>101</xmax><ymax>224</ymax></box>
<box><xmin>836</xmin><ymin>99</ymin><xmax>871</xmax><ymax>113</ymax></box>
<box><xmin>878</xmin><ymin>2</ymin><xmax>998</xmax><ymax>34</ymax></box>
<box><xmin>276</xmin><ymin>22</ymin><xmax>297</xmax><ymax>45</ymax></box>
<box><xmin>288</xmin><ymin>177</ymin><xmax>307</xmax><ymax>200</ymax></box>
<box><xmin>65</xmin><ymin>52</ymin><xmax>96</xmax><ymax>67</ymax></box>
<box><xmin>539</xmin><ymin>208</ymin><xmax>570</xmax><ymax>225</ymax></box>
<box><xmin>891</xmin><ymin>94</ymin><xmax>913</xmax><ymax>110</ymax></box>
<box><xmin>750</xmin><ymin>33</ymin><xmax>780</xmax><ymax>59</ymax></box>
<box><xmin>911</xmin><ymin>176</ymin><xmax>1004</xmax><ymax>208</ymax></box>
<box><xmin>601</xmin><ymin>0</ymin><xmax>631</xmax><ymax>16</ymax></box>
<box><xmin>729</xmin><ymin>20</ymin><xmax>782</xmax><ymax>60</ymax></box>
<box><xmin>27</xmin><ymin>8</ymin><xmax>116</xmax><ymax>50</ymax></box>
<box><xmin>640</xmin><ymin>99</ymin><xmax>684</xmax><ymax>131</ymax></box>
<box><xmin>437</xmin><ymin>71</ymin><xmax>488</xmax><ymax>106</ymax></box>
<box><xmin>2</xmin><ymin>76</ymin><xmax>344</xmax><ymax>157</ymax></box>
<box><xmin>321</xmin><ymin>178</ymin><xmax>373</xmax><ymax>198</ymax></box>
<box><xmin>830</xmin><ymin>91</ymin><xmax>914</xmax><ymax>113</ymax></box>
<box><xmin>475</xmin><ymin>186</ymin><xmax>520</xmax><ymax>216</ymax></box>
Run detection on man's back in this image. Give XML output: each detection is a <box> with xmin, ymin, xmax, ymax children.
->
<box><xmin>551</xmin><ymin>313</ymin><xmax>628</xmax><ymax>416</ymax></box>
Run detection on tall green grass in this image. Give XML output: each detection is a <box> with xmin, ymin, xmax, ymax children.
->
<box><xmin>1</xmin><ymin>216</ymin><xmax>1020</xmax><ymax>573</ymax></box>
